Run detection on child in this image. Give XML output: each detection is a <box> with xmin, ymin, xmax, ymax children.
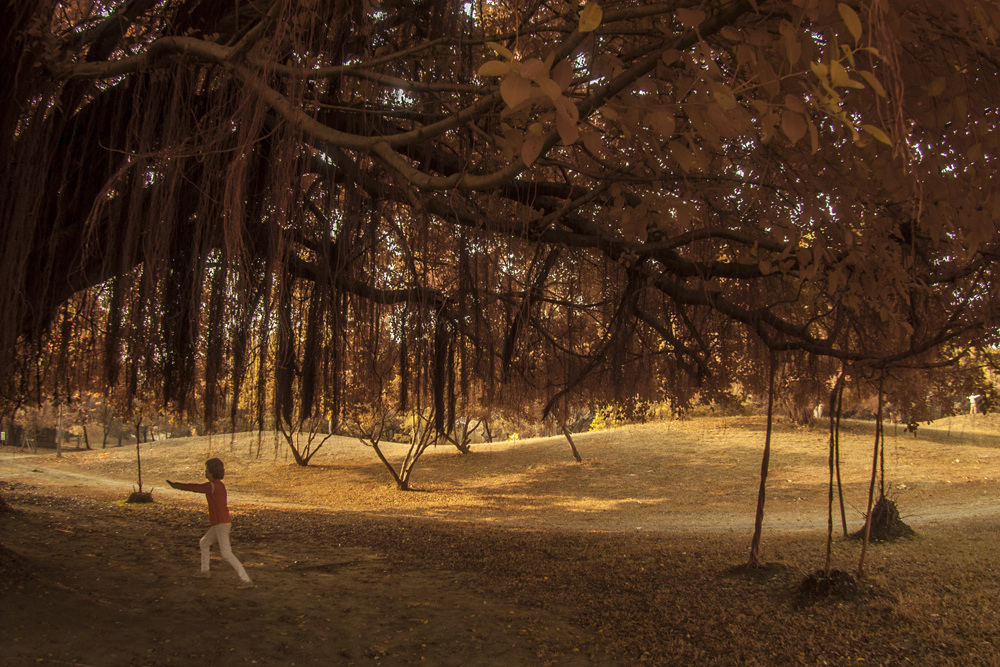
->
<box><xmin>167</xmin><ymin>458</ymin><xmax>254</xmax><ymax>588</ymax></box>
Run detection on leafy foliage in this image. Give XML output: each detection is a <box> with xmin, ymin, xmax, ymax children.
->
<box><xmin>1</xmin><ymin>0</ymin><xmax>998</xmax><ymax>437</ymax></box>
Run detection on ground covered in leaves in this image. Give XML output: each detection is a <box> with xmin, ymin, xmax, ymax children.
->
<box><xmin>3</xmin><ymin>415</ymin><xmax>1000</xmax><ymax>665</ymax></box>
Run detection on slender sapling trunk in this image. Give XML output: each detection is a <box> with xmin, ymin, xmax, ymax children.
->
<box><xmin>748</xmin><ymin>350</ymin><xmax>777</xmax><ymax>567</ymax></box>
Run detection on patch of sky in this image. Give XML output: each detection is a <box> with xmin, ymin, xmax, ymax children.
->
<box><xmin>816</xmin><ymin>193</ymin><xmax>834</xmax><ymax>221</ymax></box>
<box><xmin>328</xmin><ymin>208</ymin><xmax>343</xmax><ymax>238</ymax></box>
<box><xmin>384</xmin><ymin>89</ymin><xmax>416</xmax><ymax>107</ymax></box>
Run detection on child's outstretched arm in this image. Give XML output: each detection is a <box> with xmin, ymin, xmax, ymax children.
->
<box><xmin>167</xmin><ymin>480</ymin><xmax>211</xmax><ymax>492</ymax></box>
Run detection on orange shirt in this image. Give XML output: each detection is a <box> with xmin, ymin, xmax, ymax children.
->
<box><xmin>173</xmin><ymin>480</ymin><xmax>231</xmax><ymax>525</ymax></box>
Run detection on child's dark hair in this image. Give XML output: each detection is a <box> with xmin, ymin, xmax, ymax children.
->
<box><xmin>206</xmin><ymin>458</ymin><xmax>225</xmax><ymax>480</ymax></box>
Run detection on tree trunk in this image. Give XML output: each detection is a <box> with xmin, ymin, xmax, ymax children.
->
<box><xmin>857</xmin><ymin>376</ymin><xmax>885</xmax><ymax>577</ymax></box>
<box><xmin>748</xmin><ymin>350</ymin><xmax>776</xmax><ymax>568</ymax></box>
<box><xmin>878</xmin><ymin>408</ymin><xmax>886</xmax><ymax>500</ymax></box>
<box><xmin>135</xmin><ymin>419</ymin><xmax>143</xmax><ymax>492</ymax></box>
<box><xmin>368</xmin><ymin>440</ymin><xmax>408</xmax><ymax>490</ymax></box>
<box><xmin>824</xmin><ymin>373</ymin><xmax>845</xmax><ymax>574</ymax></box>
<box><xmin>834</xmin><ymin>379</ymin><xmax>848</xmax><ymax>537</ymax></box>
<box><xmin>560</xmin><ymin>421</ymin><xmax>583</xmax><ymax>463</ymax></box>
<box><xmin>279</xmin><ymin>423</ymin><xmax>316</xmax><ymax>467</ymax></box>
<box><xmin>56</xmin><ymin>404</ymin><xmax>63</xmax><ymax>458</ymax></box>
<box><xmin>446</xmin><ymin>420</ymin><xmax>473</xmax><ymax>455</ymax></box>
<box><xmin>432</xmin><ymin>319</ymin><xmax>449</xmax><ymax>435</ymax></box>
<box><xmin>135</xmin><ymin>439</ymin><xmax>143</xmax><ymax>493</ymax></box>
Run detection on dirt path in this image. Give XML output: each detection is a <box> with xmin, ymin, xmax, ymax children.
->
<box><xmin>5</xmin><ymin>412</ymin><xmax>1000</xmax><ymax>536</ymax></box>
<box><xmin>8</xmin><ymin>456</ymin><xmax>1000</xmax><ymax>535</ymax></box>
<box><xmin>3</xmin><ymin>460</ymin><xmax>141</xmax><ymax>493</ymax></box>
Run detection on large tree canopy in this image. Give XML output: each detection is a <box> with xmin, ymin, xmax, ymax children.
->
<box><xmin>2</xmin><ymin>0</ymin><xmax>998</xmax><ymax>435</ymax></box>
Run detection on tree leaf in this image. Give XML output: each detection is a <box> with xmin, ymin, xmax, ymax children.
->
<box><xmin>707</xmin><ymin>103</ymin><xmax>741</xmax><ymax>138</ymax></box>
<box><xmin>621</xmin><ymin>208</ymin><xmax>648</xmax><ymax>243</ymax></box>
<box><xmin>810</xmin><ymin>61</ymin><xmax>829</xmax><ymax>82</ymax></box>
<box><xmin>646</xmin><ymin>109</ymin><xmax>676</xmax><ymax>137</ymax></box>
<box><xmin>838</xmin><ymin>3</ymin><xmax>863</xmax><ymax>44</ymax></box>
<box><xmin>795</xmin><ymin>247</ymin><xmax>812</xmax><ymax>267</ymax></box>
<box><xmin>537</xmin><ymin>77</ymin><xmax>563</xmax><ymax>102</ymax></box>
<box><xmin>551</xmin><ymin>60</ymin><xmax>574</xmax><ymax>89</ymax></box>
<box><xmin>840</xmin><ymin>44</ymin><xmax>856</xmax><ymax>68</ymax></box>
<box><xmin>676</xmin><ymin>7</ymin><xmax>706</xmax><ymax>28</ymax></box>
<box><xmin>486</xmin><ymin>41</ymin><xmax>515</xmax><ymax>61</ymax></box>
<box><xmin>827</xmin><ymin>268</ymin><xmax>846</xmax><ymax>293</ymax></box>
<box><xmin>673</xmin><ymin>203</ymin><xmax>693</xmax><ymax>229</ymax></box>
<box><xmin>830</xmin><ymin>61</ymin><xmax>851</xmax><ymax>88</ymax></box>
<box><xmin>519</xmin><ymin>58</ymin><xmax>549</xmax><ymax>82</ymax></box>
<box><xmin>861</xmin><ymin>124</ymin><xmax>892</xmax><ymax>145</ymax></box>
<box><xmin>859</xmin><ymin>70</ymin><xmax>886</xmax><ymax>97</ymax></box>
<box><xmin>661</xmin><ymin>49</ymin><xmax>681</xmax><ymax>66</ymax></box>
<box><xmin>927</xmin><ymin>77</ymin><xmax>946</xmax><ymax>97</ymax></box>
<box><xmin>967</xmin><ymin>143</ymin><xmax>984</xmax><ymax>163</ymax></box>
<box><xmin>712</xmin><ymin>83</ymin><xmax>738</xmax><ymax>111</ymax></box>
<box><xmin>554</xmin><ymin>95</ymin><xmax>579</xmax><ymax>124</ymax></box>
<box><xmin>477</xmin><ymin>60</ymin><xmax>511</xmax><ymax>78</ymax></box>
<box><xmin>500</xmin><ymin>74</ymin><xmax>533</xmax><ymax>108</ymax></box>
<box><xmin>555</xmin><ymin>112</ymin><xmax>579</xmax><ymax>146</ymax></box>
<box><xmin>781</xmin><ymin>109</ymin><xmax>808</xmax><ymax>144</ymax></box>
<box><xmin>671</xmin><ymin>141</ymin><xmax>695</xmax><ymax>172</ymax></box>
<box><xmin>579</xmin><ymin>2</ymin><xmax>603</xmax><ymax>33</ymax></box>
<box><xmin>720</xmin><ymin>26</ymin><xmax>742</xmax><ymax>41</ymax></box>
<box><xmin>784</xmin><ymin>94</ymin><xmax>805</xmax><ymax>114</ymax></box>
<box><xmin>780</xmin><ymin>20</ymin><xmax>801</xmax><ymax>65</ymax></box>
<box><xmin>812</xmin><ymin>242</ymin><xmax>826</xmax><ymax>266</ymax></box>
<box><xmin>521</xmin><ymin>134</ymin><xmax>545</xmax><ymax>166</ymax></box>
<box><xmin>581</xmin><ymin>128</ymin><xmax>603</xmax><ymax>155</ymax></box>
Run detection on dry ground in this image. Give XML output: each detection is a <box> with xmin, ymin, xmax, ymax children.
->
<box><xmin>2</xmin><ymin>414</ymin><xmax>1000</xmax><ymax>665</ymax></box>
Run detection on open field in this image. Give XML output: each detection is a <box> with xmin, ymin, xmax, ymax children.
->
<box><xmin>2</xmin><ymin>414</ymin><xmax>1000</xmax><ymax>665</ymax></box>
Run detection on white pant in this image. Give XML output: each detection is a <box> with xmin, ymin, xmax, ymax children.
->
<box><xmin>199</xmin><ymin>522</ymin><xmax>251</xmax><ymax>582</ymax></box>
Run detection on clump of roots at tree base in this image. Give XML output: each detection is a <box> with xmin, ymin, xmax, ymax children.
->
<box><xmin>125</xmin><ymin>490</ymin><xmax>154</xmax><ymax>504</ymax></box>
<box><xmin>796</xmin><ymin>569</ymin><xmax>859</xmax><ymax>603</ymax></box>
<box><xmin>852</xmin><ymin>495</ymin><xmax>915</xmax><ymax>542</ymax></box>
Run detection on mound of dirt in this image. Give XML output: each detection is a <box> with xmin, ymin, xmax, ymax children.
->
<box><xmin>852</xmin><ymin>496</ymin><xmax>915</xmax><ymax>542</ymax></box>
<box><xmin>797</xmin><ymin>569</ymin><xmax>858</xmax><ymax>601</ymax></box>
<box><xmin>125</xmin><ymin>490</ymin><xmax>154</xmax><ymax>503</ymax></box>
